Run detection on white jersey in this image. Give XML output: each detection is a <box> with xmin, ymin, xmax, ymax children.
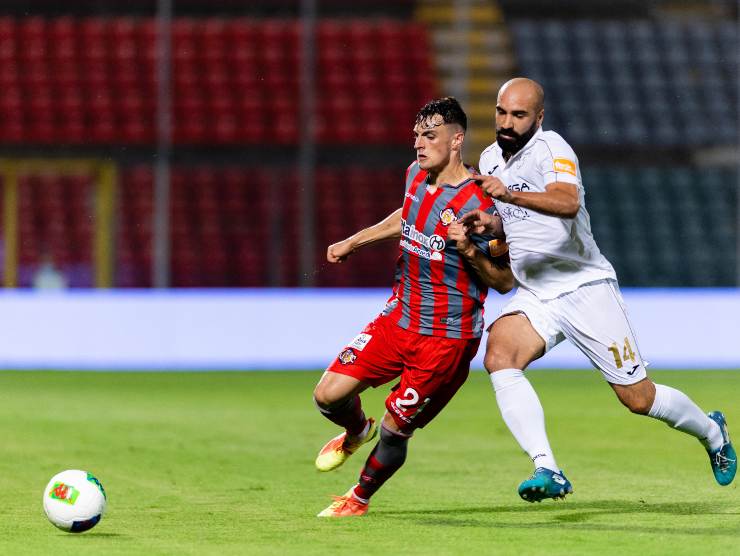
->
<box><xmin>479</xmin><ymin>127</ymin><xmax>616</xmax><ymax>299</ymax></box>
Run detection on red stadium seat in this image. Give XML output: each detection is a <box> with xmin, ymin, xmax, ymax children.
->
<box><xmin>2</xmin><ymin>15</ymin><xmax>436</xmax><ymax>146</ymax></box>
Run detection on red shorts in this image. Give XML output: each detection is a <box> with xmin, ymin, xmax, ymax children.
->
<box><xmin>326</xmin><ymin>314</ymin><xmax>481</xmax><ymax>433</ymax></box>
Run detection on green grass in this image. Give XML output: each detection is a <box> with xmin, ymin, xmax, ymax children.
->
<box><xmin>0</xmin><ymin>370</ymin><xmax>738</xmax><ymax>555</ymax></box>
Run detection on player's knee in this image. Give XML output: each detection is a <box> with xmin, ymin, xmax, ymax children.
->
<box><xmin>613</xmin><ymin>380</ymin><xmax>655</xmax><ymax>415</ymax></box>
<box><xmin>484</xmin><ymin>345</ymin><xmax>516</xmax><ymax>372</ymax></box>
<box><xmin>616</xmin><ymin>391</ymin><xmax>652</xmax><ymax>415</ymax></box>
<box><xmin>628</xmin><ymin>400</ymin><xmax>652</xmax><ymax>415</ymax></box>
<box><xmin>483</xmin><ymin>351</ymin><xmax>497</xmax><ymax>373</ymax></box>
<box><xmin>313</xmin><ymin>383</ymin><xmax>339</xmax><ymax>409</ymax></box>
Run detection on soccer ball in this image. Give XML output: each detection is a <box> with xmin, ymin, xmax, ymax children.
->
<box><xmin>42</xmin><ymin>470</ymin><xmax>107</xmax><ymax>533</ymax></box>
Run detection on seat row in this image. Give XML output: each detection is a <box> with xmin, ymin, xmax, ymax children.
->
<box><xmin>0</xmin><ymin>16</ymin><xmax>435</xmax><ymax>145</ymax></box>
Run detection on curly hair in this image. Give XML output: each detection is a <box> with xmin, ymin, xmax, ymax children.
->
<box><xmin>415</xmin><ymin>97</ymin><xmax>467</xmax><ymax>131</ymax></box>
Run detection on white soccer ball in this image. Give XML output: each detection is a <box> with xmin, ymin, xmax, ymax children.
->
<box><xmin>42</xmin><ymin>470</ymin><xmax>107</xmax><ymax>533</ymax></box>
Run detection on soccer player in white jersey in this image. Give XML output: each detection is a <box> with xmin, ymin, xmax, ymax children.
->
<box><xmin>461</xmin><ymin>77</ymin><xmax>736</xmax><ymax>502</ymax></box>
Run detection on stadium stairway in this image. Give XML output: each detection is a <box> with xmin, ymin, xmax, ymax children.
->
<box><xmin>415</xmin><ymin>0</ymin><xmax>515</xmax><ymax>158</ymax></box>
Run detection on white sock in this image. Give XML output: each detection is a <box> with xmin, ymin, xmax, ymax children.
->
<box><xmin>648</xmin><ymin>383</ymin><xmax>723</xmax><ymax>451</ymax></box>
<box><xmin>490</xmin><ymin>369</ymin><xmax>559</xmax><ymax>471</ymax></box>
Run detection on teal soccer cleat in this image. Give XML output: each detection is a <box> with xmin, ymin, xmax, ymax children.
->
<box><xmin>518</xmin><ymin>468</ymin><xmax>573</xmax><ymax>502</ymax></box>
<box><xmin>707</xmin><ymin>411</ymin><xmax>737</xmax><ymax>486</ymax></box>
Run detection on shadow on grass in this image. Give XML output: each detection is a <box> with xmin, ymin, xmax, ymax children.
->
<box><xmin>60</xmin><ymin>533</ymin><xmax>124</xmax><ymax>538</ymax></box>
<box><xmin>375</xmin><ymin>500</ymin><xmax>740</xmax><ymax>536</ymax></box>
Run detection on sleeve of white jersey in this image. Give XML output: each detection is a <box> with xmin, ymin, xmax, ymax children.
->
<box><xmin>478</xmin><ymin>147</ymin><xmax>494</xmax><ymax>176</ymax></box>
<box><xmin>539</xmin><ymin>135</ymin><xmax>580</xmax><ymax>186</ymax></box>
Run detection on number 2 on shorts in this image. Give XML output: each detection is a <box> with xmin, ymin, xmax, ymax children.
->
<box><xmin>608</xmin><ymin>337</ymin><xmax>636</xmax><ymax>369</ymax></box>
<box><xmin>395</xmin><ymin>387</ymin><xmax>420</xmax><ymax>410</ymax></box>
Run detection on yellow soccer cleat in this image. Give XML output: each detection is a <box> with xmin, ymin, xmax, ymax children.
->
<box><xmin>317</xmin><ymin>489</ymin><xmax>369</xmax><ymax>517</ymax></box>
<box><xmin>315</xmin><ymin>418</ymin><xmax>377</xmax><ymax>472</ymax></box>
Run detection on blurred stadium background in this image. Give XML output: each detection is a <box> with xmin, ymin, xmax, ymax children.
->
<box><xmin>0</xmin><ymin>0</ymin><xmax>737</xmax><ymax>369</ymax></box>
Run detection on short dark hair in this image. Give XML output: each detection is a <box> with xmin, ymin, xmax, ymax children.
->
<box><xmin>415</xmin><ymin>96</ymin><xmax>467</xmax><ymax>131</ymax></box>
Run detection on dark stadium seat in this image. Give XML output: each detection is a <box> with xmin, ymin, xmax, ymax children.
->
<box><xmin>582</xmin><ymin>167</ymin><xmax>737</xmax><ymax>287</ymax></box>
<box><xmin>511</xmin><ymin>18</ymin><xmax>738</xmax><ymax>147</ymax></box>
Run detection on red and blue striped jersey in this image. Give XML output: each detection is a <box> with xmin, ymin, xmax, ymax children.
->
<box><xmin>382</xmin><ymin>161</ymin><xmax>498</xmax><ymax>339</ymax></box>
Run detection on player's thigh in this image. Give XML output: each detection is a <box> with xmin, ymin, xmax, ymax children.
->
<box><xmin>485</xmin><ymin>289</ymin><xmax>561</xmax><ymax>372</ymax></box>
<box><xmin>385</xmin><ymin>336</ymin><xmax>479</xmax><ymax>434</ymax></box>
<box><xmin>485</xmin><ymin>314</ymin><xmax>548</xmax><ymax>372</ymax></box>
<box><xmin>554</xmin><ymin>279</ymin><xmax>647</xmax><ymax>385</ymax></box>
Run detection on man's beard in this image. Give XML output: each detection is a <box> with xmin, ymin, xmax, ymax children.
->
<box><xmin>496</xmin><ymin>121</ymin><xmax>538</xmax><ymax>158</ymax></box>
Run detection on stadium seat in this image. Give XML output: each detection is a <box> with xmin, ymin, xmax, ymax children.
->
<box><xmin>511</xmin><ymin>18</ymin><xmax>738</xmax><ymax>147</ymax></box>
<box><xmin>0</xmin><ymin>16</ymin><xmax>435</xmax><ymax>147</ymax></box>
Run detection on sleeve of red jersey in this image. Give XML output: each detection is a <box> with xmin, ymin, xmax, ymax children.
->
<box><xmin>467</xmin><ymin>204</ymin><xmax>504</xmax><ymax>259</ymax></box>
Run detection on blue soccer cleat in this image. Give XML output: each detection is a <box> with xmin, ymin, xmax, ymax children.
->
<box><xmin>707</xmin><ymin>411</ymin><xmax>737</xmax><ymax>486</ymax></box>
<box><xmin>518</xmin><ymin>468</ymin><xmax>573</xmax><ymax>502</ymax></box>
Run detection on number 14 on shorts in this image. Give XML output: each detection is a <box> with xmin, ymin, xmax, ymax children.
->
<box><xmin>608</xmin><ymin>337</ymin><xmax>636</xmax><ymax>369</ymax></box>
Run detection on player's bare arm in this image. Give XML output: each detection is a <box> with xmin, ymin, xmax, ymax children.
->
<box><xmin>448</xmin><ymin>221</ymin><xmax>514</xmax><ymax>294</ymax></box>
<box><xmin>470</xmin><ymin>173</ymin><xmax>580</xmax><ymax>219</ymax></box>
<box><xmin>326</xmin><ymin>208</ymin><xmax>403</xmax><ymax>263</ymax></box>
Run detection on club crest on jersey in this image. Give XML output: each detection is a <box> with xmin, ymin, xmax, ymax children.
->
<box><xmin>338</xmin><ymin>348</ymin><xmax>357</xmax><ymax>365</ymax></box>
<box><xmin>439</xmin><ymin>208</ymin><xmax>457</xmax><ymax>226</ymax></box>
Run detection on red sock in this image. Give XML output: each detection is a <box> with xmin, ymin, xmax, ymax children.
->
<box><xmin>353</xmin><ymin>425</ymin><xmax>409</xmax><ymax>500</ymax></box>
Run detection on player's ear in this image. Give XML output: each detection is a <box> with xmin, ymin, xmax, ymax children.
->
<box><xmin>536</xmin><ymin>109</ymin><xmax>544</xmax><ymax>126</ymax></box>
<box><xmin>452</xmin><ymin>130</ymin><xmax>465</xmax><ymax>150</ymax></box>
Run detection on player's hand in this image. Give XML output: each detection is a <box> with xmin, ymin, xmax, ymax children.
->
<box><xmin>327</xmin><ymin>239</ymin><xmax>355</xmax><ymax>263</ymax></box>
<box><xmin>459</xmin><ymin>209</ymin><xmax>499</xmax><ymax>235</ymax></box>
<box><xmin>448</xmin><ymin>221</ymin><xmax>475</xmax><ymax>258</ymax></box>
<box><xmin>470</xmin><ymin>173</ymin><xmax>513</xmax><ymax>203</ymax></box>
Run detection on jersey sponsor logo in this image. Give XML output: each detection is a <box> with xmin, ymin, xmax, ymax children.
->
<box><xmin>349</xmin><ymin>333</ymin><xmax>372</xmax><ymax>351</ymax></box>
<box><xmin>404</xmin><ymin>191</ymin><xmax>420</xmax><ymax>202</ymax></box>
<box><xmin>439</xmin><ymin>208</ymin><xmax>457</xmax><ymax>226</ymax></box>
<box><xmin>400</xmin><ymin>218</ymin><xmax>446</xmax><ymax>261</ymax></box>
<box><xmin>337</xmin><ymin>348</ymin><xmax>357</xmax><ymax>365</ymax></box>
<box><xmin>487</xmin><ymin>164</ymin><xmax>499</xmax><ymax>175</ymax></box>
<box><xmin>497</xmin><ymin>204</ymin><xmax>531</xmax><ymax>223</ymax></box>
<box><xmin>507</xmin><ymin>182</ymin><xmax>531</xmax><ymax>192</ymax></box>
<box><xmin>400</xmin><ymin>239</ymin><xmax>443</xmax><ymax>261</ymax></box>
<box><xmin>553</xmin><ymin>158</ymin><xmax>577</xmax><ymax>176</ymax></box>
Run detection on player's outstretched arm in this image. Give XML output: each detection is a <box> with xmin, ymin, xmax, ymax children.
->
<box><xmin>448</xmin><ymin>221</ymin><xmax>514</xmax><ymax>294</ymax></box>
<box><xmin>326</xmin><ymin>208</ymin><xmax>403</xmax><ymax>263</ymax></box>
<box><xmin>470</xmin><ymin>173</ymin><xmax>580</xmax><ymax>218</ymax></box>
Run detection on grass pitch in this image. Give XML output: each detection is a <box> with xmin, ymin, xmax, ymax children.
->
<box><xmin>0</xmin><ymin>370</ymin><xmax>738</xmax><ymax>555</ymax></box>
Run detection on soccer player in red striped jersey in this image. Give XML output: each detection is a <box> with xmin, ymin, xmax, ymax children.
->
<box><xmin>313</xmin><ymin>97</ymin><xmax>514</xmax><ymax>517</ymax></box>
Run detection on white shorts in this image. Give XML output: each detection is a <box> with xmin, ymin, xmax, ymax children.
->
<box><xmin>494</xmin><ymin>279</ymin><xmax>647</xmax><ymax>385</ymax></box>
